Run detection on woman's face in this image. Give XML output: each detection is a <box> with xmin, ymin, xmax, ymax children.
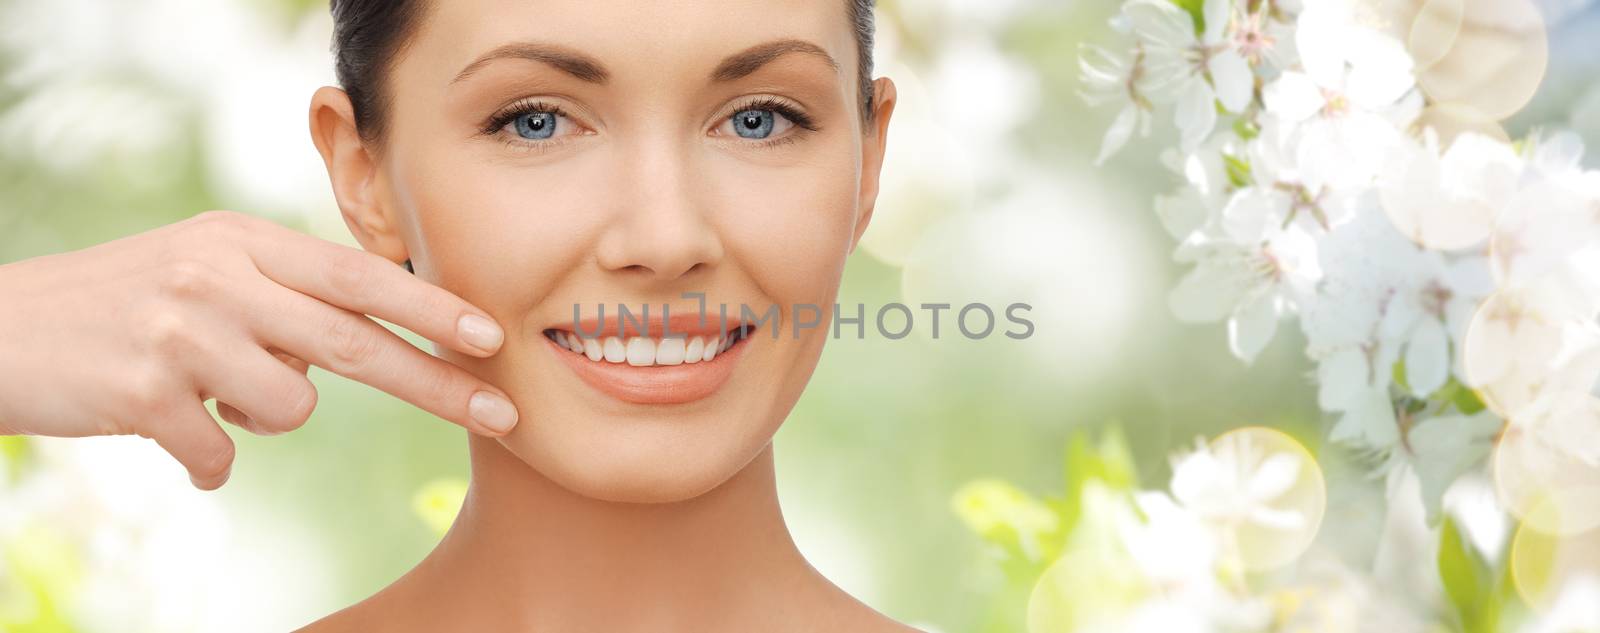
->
<box><xmin>339</xmin><ymin>0</ymin><xmax>894</xmax><ymax>502</ymax></box>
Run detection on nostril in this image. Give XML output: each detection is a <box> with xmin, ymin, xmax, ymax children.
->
<box><xmin>617</xmin><ymin>261</ymin><xmax>707</xmax><ymax>279</ymax></box>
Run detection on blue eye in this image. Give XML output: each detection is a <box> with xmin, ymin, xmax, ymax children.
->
<box><xmin>513</xmin><ymin>112</ymin><xmax>557</xmax><ymax>140</ymax></box>
<box><xmin>732</xmin><ymin>109</ymin><xmax>776</xmax><ymax>139</ymax></box>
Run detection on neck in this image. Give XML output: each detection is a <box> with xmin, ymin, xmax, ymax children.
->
<box><xmin>407</xmin><ymin>436</ymin><xmax>829</xmax><ymax>630</ymax></box>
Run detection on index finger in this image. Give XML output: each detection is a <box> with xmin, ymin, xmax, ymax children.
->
<box><xmin>222</xmin><ymin>213</ymin><xmax>506</xmax><ymax>358</ymax></box>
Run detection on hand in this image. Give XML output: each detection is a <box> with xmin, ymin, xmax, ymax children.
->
<box><xmin>0</xmin><ymin>210</ymin><xmax>520</xmax><ymax>489</ymax></box>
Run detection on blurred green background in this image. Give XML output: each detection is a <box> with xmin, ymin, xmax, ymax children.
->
<box><xmin>2</xmin><ymin>0</ymin><xmax>1598</xmax><ymax>631</ymax></box>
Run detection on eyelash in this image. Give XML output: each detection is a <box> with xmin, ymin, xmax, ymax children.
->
<box><xmin>481</xmin><ymin>98</ymin><xmax>569</xmax><ymax>136</ymax></box>
<box><xmin>726</xmin><ymin>97</ymin><xmax>819</xmax><ymax>134</ymax></box>
<box><xmin>478</xmin><ymin>96</ymin><xmax>819</xmax><ymax>150</ymax></box>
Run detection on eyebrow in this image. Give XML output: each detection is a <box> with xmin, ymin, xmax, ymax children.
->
<box><xmin>450</xmin><ymin>38</ymin><xmax>838</xmax><ymax>86</ymax></box>
<box><xmin>452</xmin><ymin>43</ymin><xmax>610</xmax><ymax>84</ymax></box>
<box><xmin>712</xmin><ymin>39</ymin><xmax>840</xmax><ymax>82</ymax></box>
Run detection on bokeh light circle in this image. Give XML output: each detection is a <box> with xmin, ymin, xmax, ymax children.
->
<box><xmin>1407</xmin><ymin>0</ymin><xmax>1464</xmax><ymax>70</ymax></box>
<box><xmin>1493</xmin><ymin>422</ymin><xmax>1600</xmax><ymax>537</ymax></box>
<box><xmin>1411</xmin><ymin>102</ymin><xmax>1509</xmax><ymax>147</ymax></box>
<box><xmin>1469</xmin><ymin>279</ymin><xmax>1600</xmax><ymax>536</ymax></box>
<box><xmin>1378</xmin><ymin>129</ymin><xmax>1517</xmax><ymax>250</ymax></box>
<box><xmin>1411</xmin><ymin>0</ymin><xmax>1548</xmax><ymax>121</ymax></box>
<box><xmin>1510</xmin><ymin>521</ymin><xmax>1600</xmax><ymax>612</ymax></box>
<box><xmin>1207</xmin><ymin>427</ymin><xmax>1328</xmax><ymax>572</ymax></box>
<box><xmin>1461</xmin><ymin>290</ymin><xmax>1563</xmax><ymax>419</ymax></box>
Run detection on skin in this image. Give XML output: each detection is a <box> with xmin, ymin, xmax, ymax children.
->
<box><xmin>0</xmin><ymin>211</ymin><xmax>523</xmax><ymax>488</ymax></box>
<box><xmin>0</xmin><ymin>0</ymin><xmax>903</xmax><ymax>627</ymax></box>
<box><xmin>299</xmin><ymin>0</ymin><xmax>905</xmax><ymax>630</ymax></box>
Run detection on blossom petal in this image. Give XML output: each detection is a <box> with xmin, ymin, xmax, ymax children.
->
<box><xmin>1175</xmin><ymin>79</ymin><xmax>1219</xmax><ymax>151</ymax></box>
<box><xmin>1169</xmin><ymin>253</ymin><xmax>1256</xmax><ymax>323</ymax></box>
<box><xmin>1294</xmin><ymin>2</ymin><xmax>1348</xmax><ymax>90</ymax></box>
<box><xmin>1330</xmin><ymin>388</ymin><xmax>1400</xmax><ymax>449</ymax></box>
<box><xmin>1221</xmin><ymin>187</ymin><xmax>1285</xmax><ymax>243</ymax></box>
<box><xmin>1123</xmin><ymin>0</ymin><xmax>1199</xmax><ymax>48</ymax></box>
<box><xmin>1317</xmin><ymin>348</ymin><xmax>1369</xmax><ymax>411</ymax></box>
<box><xmin>1096</xmin><ymin>104</ymin><xmax>1139</xmax><ymax>165</ymax></box>
<box><xmin>1246</xmin><ymin>454</ymin><xmax>1302</xmax><ymax>501</ymax></box>
<box><xmin>1229</xmin><ymin>291</ymin><xmax>1280</xmax><ymax>364</ymax></box>
<box><xmin>1296</xmin><ymin>114</ymin><xmax>1401</xmax><ymax>192</ymax></box>
<box><xmin>1407</xmin><ymin>412</ymin><xmax>1503</xmax><ymax>523</ymax></box>
<box><xmin>1269</xmin><ymin>226</ymin><xmax>1324</xmax><ymax>303</ymax></box>
<box><xmin>1263</xmin><ymin>72</ymin><xmax>1324</xmax><ymax>122</ymax></box>
<box><xmin>1156</xmin><ymin>187</ymin><xmax>1212</xmax><ymax>240</ymax></box>
<box><xmin>1078</xmin><ymin>44</ymin><xmax>1130</xmax><ymax>95</ymax></box>
<box><xmin>1208</xmin><ymin>49</ymin><xmax>1254</xmax><ymax>113</ymax></box>
<box><xmin>1445</xmin><ymin>255</ymin><xmax>1495</xmax><ymax>299</ymax></box>
<box><xmin>1344</xmin><ymin>30</ymin><xmax>1415</xmax><ymax>110</ymax></box>
<box><xmin>1405</xmin><ymin>317</ymin><xmax>1450</xmax><ymax>397</ymax></box>
<box><xmin>1380</xmin><ymin>291</ymin><xmax>1424</xmax><ymax>342</ymax></box>
<box><xmin>1530</xmin><ymin>130</ymin><xmax>1586</xmax><ymax>175</ymax></box>
<box><xmin>1170</xmin><ymin>448</ymin><xmax>1223</xmax><ymax>508</ymax></box>
<box><xmin>1202</xmin><ymin>0</ymin><xmax>1231</xmax><ymax>45</ymax></box>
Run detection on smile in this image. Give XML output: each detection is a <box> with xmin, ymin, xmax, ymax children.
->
<box><xmin>540</xmin><ymin>316</ymin><xmax>755</xmax><ymax>405</ymax></box>
<box><xmin>542</xmin><ymin>326</ymin><xmax>751</xmax><ymax>366</ymax></box>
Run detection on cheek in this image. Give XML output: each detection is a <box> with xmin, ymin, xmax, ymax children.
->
<box><xmin>390</xmin><ymin>150</ymin><xmax>611</xmax><ymax>320</ymax></box>
<box><xmin>388</xmin><ymin>131</ymin><xmax>862</xmax><ymax>321</ymax></box>
<box><xmin>707</xmin><ymin>148</ymin><xmax>860</xmax><ymax>305</ymax></box>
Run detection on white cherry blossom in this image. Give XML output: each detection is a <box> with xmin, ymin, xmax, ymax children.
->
<box><xmin>1079</xmin><ymin>0</ymin><xmax>1600</xmax><ymax>619</ymax></box>
<box><xmin>1119</xmin><ymin>0</ymin><xmax>1255</xmax><ymax>152</ymax></box>
<box><xmin>1379</xmin><ymin>130</ymin><xmax>1524</xmax><ymax>251</ymax></box>
<box><xmin>1261</xmin><ymin>0</ymin><xmax>1420</xmax><ymax>192</ymax></box>
<box><xmin>1168</xmin><ymin>436</ymin><xmax>1307</xmax><ymax>532</ymax></box>
<box><xmin>1167</xmin><ymin>164</ymin><xmax>1324</xmax><ymax>363</ymax></box>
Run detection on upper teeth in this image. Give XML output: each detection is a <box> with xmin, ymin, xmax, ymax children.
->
<box><xmin>546</xmin><ymin>329</ymin><xmax>744</xmax><ymax>366</ymax></box>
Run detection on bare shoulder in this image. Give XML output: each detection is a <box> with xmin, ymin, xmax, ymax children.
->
<box><xmin>293</xmin><ymin>596</ymin><xmax>390</xmax><ymax>633</ymax></box>
<box><xmin>293</xmin><ymin>604</ymin><xmax>363</xmax><ymax>633</ymax></box>
<box><xmin>866</xmin><ymin>613</ymin><xmax>931</xmax><ymax>632</ymax></box>
<box><xmin>292</xmin><ymin>579</ymin><xmax>443</xmax><ymax>633</ymax></box>
<box><xmin>296</xmin><ymin>584</ymin><xmax>926</xmax><ymax>633</ymax></box>
<box><xmin>860</xmin><ymin>608</ymin><xmax>930</xmax><ymax>632</ymax></box>
<box><xmin>809</xmin><ymin>581</ymin><xmax>927</xmax><ymax>633</ymax></box>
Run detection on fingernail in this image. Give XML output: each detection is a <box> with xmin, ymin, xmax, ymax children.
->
<box><xmin>469</xmin><ymin>391</ymin><xmax>518</xmax><ymax>434</ymax></box>
<box><xmin>458</xmin><ymin>314</ymin><xmax>504</xmax><ymax>353</ymax></box>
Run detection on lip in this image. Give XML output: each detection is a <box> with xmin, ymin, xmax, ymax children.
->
<box><xmin>561</xmin><ymin>311</ymin><xmax>750</xmax><ymax>339</ymax></box>
<box><xmin>543</xmin><ymin>312</ymin><xmax>754</xmax><ymax>405</ymax></box>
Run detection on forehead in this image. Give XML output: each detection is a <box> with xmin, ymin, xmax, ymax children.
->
<box><xmin>401</xmin><ymin>0</ymin><xmax>858</xmax><ymax>84</ymax></box>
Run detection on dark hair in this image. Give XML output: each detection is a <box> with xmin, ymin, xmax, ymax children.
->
<box><xmin>330</xmin><ymin>0</ymin><xmax>878</xmax><ymax>143</ymax></box>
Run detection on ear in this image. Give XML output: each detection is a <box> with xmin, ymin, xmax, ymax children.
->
<box><xmin>308</xmin><ymin>86</ymin><xmax>407</xmax><ymax>263</ymax></box>
<box><xmin>849</xmin><ymin>77</ymin><xmax>897</xmax><ymax>255</ymax></box>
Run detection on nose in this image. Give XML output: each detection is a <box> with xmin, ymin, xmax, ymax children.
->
<box><xmin>593</xmin><ymin>140</ymin><xmax>723</xmax><ymax>284</ymax></box>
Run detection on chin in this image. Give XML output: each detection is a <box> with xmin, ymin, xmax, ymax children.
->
<box><xmin>497</xmin><ymin>419</ymin><xmax>770</xmax><ymax>504</ymax></box>
<box><xmin>541</xmin><ymin>450</ymin><xmax>753</xmax><ymax>504</ymax></box>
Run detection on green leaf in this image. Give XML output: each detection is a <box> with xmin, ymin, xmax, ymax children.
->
<box><xmin>1424</xmin><ymin>377</ymin><xmax>1489</xmax><ymax>416</ymax></box>
<box><xmin>1232</xmin><ymin>117</ymin><xmax>1260</xmax><ymax>141</ymax></box>
<box><xmin>1438</xmin><ymin>515</ymin><xmax>1501</xmax><ymax>633</ymax></box>
<box><xmin>1453</xmin><ymin>386</ymin><xmax>1488</xmax><ymax>415</ymax></box>
<box><xmin>1223</xmin><ymin>154</ymin><xmax>1253</xmax><ymax>188</ymax></box>
<box><xmin>951</xmin><ymin>479</ymin><xmax>1063</xmax><ymax>569</ymax></box>
<box><xmin>1056</xmin><ymin>427</ymin><xmax>1140</xmax><ymax>549</ymax></box>
<box><xmin>1093</xmin><ymin>426</ymin><xmax>1139</xmax><ymax>491</ymax></box>
<box><xmin>1170</xmin><ymin>0</ymin><xmax>1206</xmax><ymax>34</ymax></box>
<box><xmin>1059</xmin><ymin>433</ymin><xmax>1093</xmax><ymax>533</ymax></box>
